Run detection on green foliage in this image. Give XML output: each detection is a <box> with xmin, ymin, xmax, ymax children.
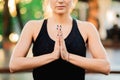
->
<box><xmin>0</xmin><ymin>12</ymin><xmax>3</xmax><ymax>35</ymax></box>
<box><xmin>19</xmin><ymin>0</ymin><xmax>44</xmax><ymax>24</ymax></box>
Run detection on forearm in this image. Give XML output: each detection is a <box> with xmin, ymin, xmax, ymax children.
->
<box><xmin>9</xmin><ymin>53</ymin><xmax>56</xmax><ymax>73</ymax></box>
<box><xmin>68</xmin><ymin>53</ymin><xmax>110</xmax><ymax>75</ymax></box>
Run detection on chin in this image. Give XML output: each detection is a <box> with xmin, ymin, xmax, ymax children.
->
<box><xmin>55</xmin><ymin>10</ymin><xmax>67</xmax><ymax>15</ymax></box>
<box><xmin>57</xmin><ymin>12</ymin><xmax>65</xmax><ymax>15</ymax></box>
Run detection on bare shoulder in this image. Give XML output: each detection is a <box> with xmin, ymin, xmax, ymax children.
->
<box><xmin>77</xmin><ymin>20</ymin><xmax>96</xmax><ymax>29</ymax></box>
<box><xmin>24</xmin><ymin>19</ymin><xmax>44</xmax><ymax>29</ymax></box>
<box><xmin>76</xmin><ymin>20</ymin><xmax>99</xmax><ymax>42</ymax></box>
<box><xmin>22</xmin><ymin>19</ymin><xmax>44</xmax><ymax>34</ymax></box>
<box><xmin>25</xmin><ymin>19</ymin><xmax>46</xmax><ymax>41</ymax></box>
<box><xmin>76</xmin><ymin>20</ymin><xmax>98</xmax><ymax>35</ymax></box>
<box><xmin>19</xmin><ymin>19</ymin><xmax>45</xmax><ymax>41</ymax></box>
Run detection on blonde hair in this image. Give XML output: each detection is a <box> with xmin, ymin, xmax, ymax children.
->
<box><xmin>42</xmin><ymin>0</ymin><xmax>52</xmax><ymax>19</ymax></box>
<box><xmin>42</xmin><ymin>0</ymin><xmax>78</xmax><ymax>19</ymax></box>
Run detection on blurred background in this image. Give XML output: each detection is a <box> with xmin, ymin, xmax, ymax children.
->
<box><xmin>0</xmin><ymin>0</ymin><xmax>120</xmax><ymax>80</ymax></box>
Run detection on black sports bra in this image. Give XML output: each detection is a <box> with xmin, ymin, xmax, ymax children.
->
<box><xmin>32</xmin><ymin>18</ymin><xmax>87</xmax><ymax>80</ymax></box>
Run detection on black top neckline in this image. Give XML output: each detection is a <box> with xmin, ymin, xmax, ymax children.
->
<box><xmin>45</xmin><ymin>19</ymin><xmax>74</xmax><ymax>43</ymax></box>
<box><xmin>33</xmin><ymin>18</ymin><xmax>86</xmax><ymax>46</ymax></box>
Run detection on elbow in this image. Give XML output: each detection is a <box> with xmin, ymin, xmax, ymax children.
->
<box><xmin>105</xmin><ymin>64</ymin><xmax>111</xmax><ymax>75</ymax></box>
<box><xmin>9</xmin><ymin>68</ymin><xmax>15</xmax><ymax>73</ymax></box>
<box><xmin>9</xmin><ymin>63</ymin><xmax>16</xmax><ymax>73</ymax></box>
<box><xmin>103</xmin><ymin>61</ymin><xmax>111</xmax><ymax>75</ymax></box>
<box><xmin>9</xmin><ymin>61</ymin><xmax>19</xmax><ymax>73</ymax></box>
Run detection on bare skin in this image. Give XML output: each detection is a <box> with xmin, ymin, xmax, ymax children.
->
<box><xmin>9</xmin><ymin>0</ymin><xmax>110</xmax><ymax>75</ymax></box>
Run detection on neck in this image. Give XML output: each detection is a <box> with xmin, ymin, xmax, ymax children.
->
<box><xmin>50</xmin><ymin>13</ymin><xmax>72</xmax><ymax>25</ymax></box>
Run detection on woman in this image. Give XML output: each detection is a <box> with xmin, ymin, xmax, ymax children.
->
<box><xmin>9</xmin><ymin>0</ymin><xmax>110</xmax><ymax>80</ymax></box>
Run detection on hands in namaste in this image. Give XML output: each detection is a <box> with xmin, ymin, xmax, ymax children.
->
<box><xmin>52</xmin><ymin>25</ymin><xmax>69</xmax><ymax>61</ymax></box>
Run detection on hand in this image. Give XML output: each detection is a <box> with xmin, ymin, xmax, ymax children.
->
<box><xmin>51</xmin><ymin>25</ymin><xmax>61</xmax><ymax>60</ymax></box>
<box><xmin>59</xmin><ymin>26</ymin><xmax>69</xmax><ymax>61</ymax></box>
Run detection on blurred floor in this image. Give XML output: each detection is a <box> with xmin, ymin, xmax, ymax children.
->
<box><xmin>0</xmin><ymin>48</ymin><xmax>120</xmax><ymax>80</ymax></box>
<box><xmin>0</xmin><ymin>73</ymin><xmax>120</xmax><ymax>80</ymax></box>
<box><xmin>0</xmin><ymin>73</ymin><xmax>33</xmax><ymax>80</ymax></box>
<box><xmin>86</xmin><ymin>73</ymin><xmax>120</xmax><ymax>80</ymax></box>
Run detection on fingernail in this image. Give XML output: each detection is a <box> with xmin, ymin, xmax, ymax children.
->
<box><xmin>60</xmin><ymin>25</ymin><xmax>62</xmax><ymax>28</ymax></box>
<box><xmin>57</xmin><ymin>25</ymin><xmax>58</xmax><ymax>30</ymax></box>
<box><xmin>57</xmin><ymin>25</ymin><xmax>59</xmax><ymax>28</ymax></box>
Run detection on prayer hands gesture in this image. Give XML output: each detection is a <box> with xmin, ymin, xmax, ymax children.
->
<box><xmin>52</xmin><ymin>25</ymin><xmax>69</xmax><ymax>61</ymax></box>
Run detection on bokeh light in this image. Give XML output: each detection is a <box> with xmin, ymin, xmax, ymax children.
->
<box><xmin>0</xmin><ymin>49</ymin><xmax>5</xmax><ymax>67</ymax></box>
<box><xmin>106</xmin><ymin>10</ymin><xmax>115</xmax><ymax>23</ymax></box>
<box><xmin>8</xmin><ymin>0</ymin><xmax>17</xmax><ymax>17</ymax></box>
<box><xmin>34</xmin><ymin>11</ymin><xmax>42</xmax><ymax>19</ymax></box>
<box><xmin>0</xmin><ymin>34</ymin><xmax>3</xmax><ymax>42</ymax></box>
<box><xmin>20</xmin><ymin>7</ymin><xmax>27</xmax><ymax>14</ymax></box>
<box><xmin>0</xmin><ymin>0</ymin><xmax>4</xmax><ymax>12</ymax></box>
<box><xmin>9</xmin><ymin>33</ymin><xmax>19</xmax><ymax>43</ymax></box>
<box><xmin>20</xmin><ymin>0</ymin><xmax>32</xmax><ymax>4</ymax></box>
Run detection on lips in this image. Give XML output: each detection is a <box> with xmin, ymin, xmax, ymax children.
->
<box><xmin>57</xmin><ymin>6</ymin><xmax>65</xmax><ymax>7</ymax></box>
<box><xmin>56</xmin><ymin>6</ymin><xmax>65</xmax><ymax>9</ymax></box>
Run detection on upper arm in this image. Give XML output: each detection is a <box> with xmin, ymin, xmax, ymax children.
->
<box><xmin>87</xmin><ymin>23</ymin><xmax>108</xmax><ymax>59</ymax></box>
<box><xmin>11</xmin><ymin>21</ymin><xmax>34</xmax><ymax>58</ymax></box>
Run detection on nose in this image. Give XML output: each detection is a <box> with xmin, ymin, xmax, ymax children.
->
<box><xmin>57</xmin><ymin>0</ymin><xmax>64</xmax><ymax>2</ymax></box>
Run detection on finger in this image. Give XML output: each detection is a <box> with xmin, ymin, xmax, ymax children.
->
<box><xmin>57</xmin><ymin>25</ymin><xmax>59</xmax><ymax>35</ymax></box>
<box><xmin>58</xmin><ymin>26</ymin><xmax>64</xmax><ymax>59</ymax></box>
<box><xmin>59</xmin><ymin>26</ymin><xmax>69</xmax><ymax>61</ymax></box>
<box><xmin>59</xmin><ymin>30</ymin><xmax>65</xmax><ymax>60</ymax></box>
<box><xmin>60</xmin><ymin>31</ymin><xmax>66</xmax><ymax>49</ymax></box>
<box><xmin>60</xmin><ymin>45</ymin><xmax>65</xmax><ymax>60</ymax></box>
<box><xmin>60</xmin><ymin>46</ymin><xmax>69</xmax><ymax>61</ymax></box>
<box><xmin>55</xmin><ymin>25</ymin><xmax>60</xmax><ymax>50</ymax></box>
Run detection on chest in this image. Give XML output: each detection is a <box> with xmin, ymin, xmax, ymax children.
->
<box><xmin>32</xmin><ymin>26</ymin><xmax>86</xmax><ymax>57</ymax></box>
<box><xmin>47</xmin><ymin>24</ymin><xmax>73</xmax><ymax>42</ymax></box>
